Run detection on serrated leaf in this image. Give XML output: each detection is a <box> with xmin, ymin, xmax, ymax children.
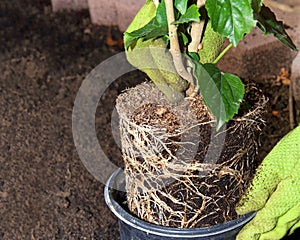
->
<box><xmin>124</xmin><ymin>0</ymin><xmax>168</xmax><ymax>49</ymax></box>
<box><xmin>206</xmin><ymin>0</ymin><xmax>256</xmax><ymax>46</ymax></box>
<box><xmin>175</xmin><ymin>0</ymin><xmax>188</xmax><ymax>15</ymax></box>
<box><xmin>255</xmin><ymin>5</ymin><xmax>297</xmax><ymax>51</ymax></box>
<box><xmin>192</xmin><ymin>62</ymin><xmax>244</xmax><ymax>129</ymax></box>
<box><xmin>173</xmin><ymin>4</ymin><xmax>200</xmax><ymax>25</ymax></box>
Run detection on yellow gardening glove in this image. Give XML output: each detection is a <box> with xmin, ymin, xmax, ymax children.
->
<box><xmin>236</xmin><ymin>125</ymin><xmax>300</xmax><ymax>240</ymax></box>
<box><xmin>124</xmin><ymin>0</ymin><xmax>188</xmax><ymax>102</ymax></box>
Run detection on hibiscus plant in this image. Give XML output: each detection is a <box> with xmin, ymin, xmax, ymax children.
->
<box><xmin>124</xmin><ymin>0</ymin><xmax>296</xmax><ymax>129</ymax></box>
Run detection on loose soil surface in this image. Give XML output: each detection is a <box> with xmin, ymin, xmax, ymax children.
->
<box><xmin>0</xmin><ymin>0</ymin><xmax>299</xmax><ymax>239</ymax></box>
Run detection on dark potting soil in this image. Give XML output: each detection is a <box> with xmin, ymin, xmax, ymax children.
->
<box><xmin>0</xmin><ymin>0</ymin><xmax>299</xmax><ymax>239</ymax></box>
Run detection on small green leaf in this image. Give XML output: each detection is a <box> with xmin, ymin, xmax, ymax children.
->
<box><xmin>155</xmin><ymin>0</ymin><xmax>168</xmax><ymax>25</ymax></box>
<box><xmin>192</xmin><ymin>62</ymin><xmax>244</xmax><ymax>129</ymax></box>
<box><xmin>187</xmin><ymin>52</ymin><xmax>200</xmax><ymax>62</ymax></box>
<box><xmin>180</xmin><ymin>32</ymin><xmax>189</xmax><ymax>46</ymax></box>
<box><xmin>162</xmin><ymin>35</ymin><xmax>170</xmax><ymax>44</ymax></box>
<box><xmin>255</xmin><ymin>5</ymin><xmax>297</xmax><ymax>51</ymax></box>
<box><xmin>206</xmin><ymin>0</ymin><xmax>256</xmax><ymax>46</ymax></box>
<box><xmin>173</xmin><ymin>4</ymin><xmax>200</xmax><ymax>25</ymax></box>
<box><xmin>124</xmin><ymin>0</ymin><xmax>168</xmax><ymax>49</ymax></box>
<box><xmin>124</xmin><ymin>19</ymin><xmax>160</xmax><ymax>49</ymax></box>
<box><xmin>175</xmin><ymin>0</ymin><xmax>188</xmax><ymax>15</ymax></box>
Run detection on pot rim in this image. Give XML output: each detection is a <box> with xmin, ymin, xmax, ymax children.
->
<box><xmin>104</xmin><ymin>168</ymin><xmax>256</xmax><ymax>238</ymax></box>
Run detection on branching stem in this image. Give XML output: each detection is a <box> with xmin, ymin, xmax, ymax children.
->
<box><xmin>197</xmin><ymin>0</ymin><xmax>206</xmax><ymax>8</ymax></box>
<box><xmin>187</xmin><ymin>0</ymin><xmax>205</xmax><ymax>96</ymax></box>
<box><xmin>165</xmin><ymin>0</ymin><xmax>193</xmax><ymax>85</ymax></box>
<box><xmin>188</xmin><ymin>20</ymin><xmax>205</xmax><ymax>53</ymax></box>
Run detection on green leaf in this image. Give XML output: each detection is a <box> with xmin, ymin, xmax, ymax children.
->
<box><xmin>205</xmin><ymin>0</ymin><xmax>256</xmax><ymax>46</ymax></box>
<box><xmin>124</xmin><ymin>0</ymin><xmax>168</xmax><ymax>49</ymax></box>
<box><xmin>180</xmin><ymin>32</ymin><xmax>189</xmax><ymax>45</ymax></box>
<box><xmin>155</xmin><ymin>0</ymin><xmax>168</xmax><ymax>25</ymax></box>
<box><xmin>187</xmin><ymin>52</ymin><xmax>200</xmax><ymax>62</ymax></box>
<box><xmin>192</xmin><ymin>62</ymin><xmax>244</xmax><ymax>129</ymax></box>
<box><xmin>173</xmin><ymin>4</ymin><xmax>200</xmax><ymax>25</ymax></box>
<box><xmin>255</xmin><ymin>5</ymin><xmax>297</xmax><ymax>51</ymax></box>
<box><xmin>175</xmin><ymin>0</ymin><xmax>188</xmax><ymax>15</ymax></box>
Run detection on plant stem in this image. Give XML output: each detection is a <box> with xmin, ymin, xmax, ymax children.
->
<box><xmin>153</xmin><ymin>0</ymin><xmax>159</xmax><ymax>7</ymax></box>
<box><xmin>165</xmin><ymin>0</ymin><xmax>180</xmax><ymax>52</ymax></box>
<box><xmin>186</xmin><ymin>0</ymin><xmax>205</xmax><ymax>96</ymax></box>
<box><xmin>188</xmin><ymin>20</ymin><xmax>204</xmax><ymax>53</ymax></box>
<box><xmin>197</xmin><ymin>0</ymin><xmax>206</xmax><ymax>8</ymax></box>
<box><xmin>187</xmin><ymin>0</ymin><xmax>206</xmax><ymax>53</ymax></box>
<box><xmin>213</xmin><ymin>43</ymin><xmax>233</xmax><ymax>64</ymax></box>
<box><xmin>165</xmin><ymin>0</ymin><xmax>193</xmax><ymax>85</ymax></box>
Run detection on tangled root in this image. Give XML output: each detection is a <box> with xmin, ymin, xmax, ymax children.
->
<box><xmin>116</xmin><ymin>82</ymin><xmax>267</xmax><ymax>228</ymax></box>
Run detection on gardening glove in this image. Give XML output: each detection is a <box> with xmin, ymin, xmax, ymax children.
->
<box><xmin>236</xmin><ymin>125</ymin><xmax>300</xmax><ymax>240</ymax></box>
<box><xmin>124</xmin><ymin>0</ymin><xmax>188</xmax><ymax>102</ymax></box>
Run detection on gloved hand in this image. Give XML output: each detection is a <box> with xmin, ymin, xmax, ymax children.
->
<box><xmin>236</xmin><ymin>125</ymin><xmax>300</xmax><ymax>240</ymax></box>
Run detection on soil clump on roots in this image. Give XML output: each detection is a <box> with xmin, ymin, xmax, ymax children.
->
<box><xmin>1</xmin><ymin>0</ymin><xmax>299</xmax><ymax>238</ymax></box>
<box><xmin>116</xmin><ymin>82</ymin><xmax>267</xmax><ymax>228</ymax></box>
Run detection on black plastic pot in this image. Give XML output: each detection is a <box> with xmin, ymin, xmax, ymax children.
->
<box><xmin>104</xmin><ymin>168</ymin><xmax>256</xmax><ymax>240</ymax></box>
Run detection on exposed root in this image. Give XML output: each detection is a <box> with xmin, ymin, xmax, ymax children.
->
<box><xmin>116</xmin><ymin>82</ymin><xmax>267</xmax><ymax>228</ymax></box>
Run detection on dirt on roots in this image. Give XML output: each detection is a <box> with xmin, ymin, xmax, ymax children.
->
<box><xmin>116</xmin><ymin>82</ymin><xmax>266</xmax><ymax>228</ymax></box>
<box><xmin>0</xmin><ymin>0</ymin><xmax>299</xmax><ymax>239</ymax></box>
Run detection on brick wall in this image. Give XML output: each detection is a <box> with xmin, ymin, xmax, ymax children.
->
<box><xmin>51</xmin><ymin>0</ymin><xmax>88</xmax><ymax>12</ymax></box>
<box><xmin>51</xmin><ymin>0</ymin><xmax>144</xmax><ymax>32</ymax></box>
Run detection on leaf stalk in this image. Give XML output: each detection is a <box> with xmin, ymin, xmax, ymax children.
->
<box><xmin>213</xmin><ymin>43</ymin><xmax>233</xmax><ymax>64</ymax></box>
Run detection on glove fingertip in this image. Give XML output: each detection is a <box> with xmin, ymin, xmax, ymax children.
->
<box><xmin>236</xmin><ymin>204</ymin><xmax>255</xmax><ymax>215</ymax></box>
<box><xmin>236</xmin><ymin>195</ymin><xmax>266</xmax><ymax>215</ymax></box>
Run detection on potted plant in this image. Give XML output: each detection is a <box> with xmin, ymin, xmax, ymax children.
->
<box><xmin>104</xmin><ymin>0</ymin><xmax>297</xmax><ymax>239</ymax></box>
